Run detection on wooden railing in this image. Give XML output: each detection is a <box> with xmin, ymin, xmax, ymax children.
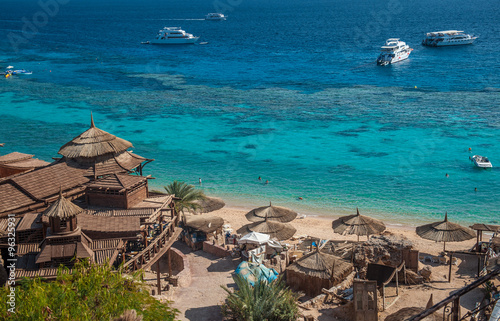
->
<box><xmin>408</xmin><ymin>266</ymin><xmax>500</xmax><ymax>321</ymax></box>
<box><xmin>123</xmin><ymin>214</ymin><xmax>181</xmax><ymax>272</ymax></box>
<box><xmin>145</xmin><ymin>195</ymin><xmax>174</xmax><ymax>224</ymax></box>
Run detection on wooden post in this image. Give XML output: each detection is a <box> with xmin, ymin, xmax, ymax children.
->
<box><xmin>451</xmin><ymin>298</ymin><xmax>460</xmax><ymax>321</ymax></box>
<box><xmin>168</xmin><ymin>249</ymin><xmax>172</xmax><ymax>277</ymax></box>
<box><xmin>477</xmin><ymin>255</ymin><xmax>481</xmax><ymax>277</ymax></box>
<box><xmin>156</xmin><ymin>260</ymin><xmax>161</xmax><ymax>295</ymax></box>
<box><xmin>396</xmin><ymin>268</ymin><xmax>399</xmax><ymax>296</ymax></box>
<box><xmin>382</xmin><ymin>285</ymin><xmax>385</xmax><ymax>311</ymax></box>
<box><xmin>159</xmin><ymin>215</ymin><xmax>163</xmax><ymax>232</ymax></box>
<box><xmin>448</xmin><ymin>252</ymin><xmax>453</xmax><ymax>283</ymax></box>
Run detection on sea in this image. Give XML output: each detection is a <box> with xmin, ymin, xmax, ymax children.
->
<box><xmin>0</xmin><ymin>0</ymin><xmax>499</xmax><ymax>227</ymax></box>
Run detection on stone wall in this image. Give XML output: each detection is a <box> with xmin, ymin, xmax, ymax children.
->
<box><xmin>152</xmin><ymin>247</ymin><xmax>191</xmax><ymax>287</ymax></box>
<box><xmin>203</xmin><ymin>241</ymin><xmax>231</xmax><ymax>258</ymax></box>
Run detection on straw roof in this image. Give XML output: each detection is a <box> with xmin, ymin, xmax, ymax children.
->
<box><xmin>237</xmin><ymin>219</ymin><xmax>296</xmax><ymax>241</ymax></box>
<box><xmin>416</xmin><ymin>213</ymin><xmax>475</xmax><ymax>243</ymax></box>
<box><xmin>287</xmin><ymin>251</ymin><xmax>353</xmax><ymax>281</ymax></box>
<box><xmin>184</xmin><ymin>214</ymin><xmax>224</xmax><ymax>233</ymax></box>
<box><xmin>331</xmin><ymin>208</ymin><xmax>386</xmax><ymax>237</ymax></box>
<box><xmin>43</xmin><ymin>191</ymin><xmax>84</xmax><ymax>219</ymax></box>
<box><xmin>58</xmin><ymin>113</ymin><xmax>133</xmax><ymax>159</ymax></box>
<box><xmin>245</xmin><ymin>202</ymin><xmax>297</xmax><ymax>223</ymax></box>
<box><xmin>192</xmin><ymin>196</ymin><xmax>225</xmax><ymax>214</ymax></box>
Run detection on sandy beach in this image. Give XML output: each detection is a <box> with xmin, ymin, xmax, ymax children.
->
<box><xmin>202</xmin><ymin>206</ymin><xmax>484</xmax><ymax>320</ymax></box>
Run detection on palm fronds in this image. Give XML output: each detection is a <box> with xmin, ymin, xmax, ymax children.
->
<box><xmin>164</xmin><ymin>181</ymin><xmax>206</xmax><ymax>214</ymax></box>
<box><xmin>221</xmin><ymin>275</ymin><xmax>299</xmax><ymax>321</ymax></box>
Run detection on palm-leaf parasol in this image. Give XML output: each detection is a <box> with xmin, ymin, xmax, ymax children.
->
<box><xmin>184</xmin><ymin>214</ymin><xmax>224</xmax><ymax>234</ymax></box>
<box><xmin>416</xmin><ymin>212</ymin><xmax>475</xmax><ymax>251</ymax></box>
<box><xmin>191</xmin><ymin>196</ymin><xmax>225</xmax><ymax>214</ymax></box>
<box><xmin>331</xmin><ymin>208</ymin><xmax>386</xmax><ymax>241</ymax></box>
<box><xmin>237</xmin><ymin>219</ymin><xmax>296</xmax><ymax>241</ymax></box>
<box><xmin>245</xmin><ymin>202</ymin><xmax>297</xmax><ymax>223</ymax></box>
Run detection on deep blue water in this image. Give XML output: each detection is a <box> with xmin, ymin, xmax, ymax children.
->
<box><xmin>0</xmin><ymin>0</ymin><xmax>499</xmax><ymax>226</ymax></box>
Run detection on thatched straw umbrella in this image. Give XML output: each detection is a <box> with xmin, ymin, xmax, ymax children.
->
<box><xmin>245</xmin><ymin>202</ymin><xmax>297</xmax><ymax>223</ymax></box>
<box><xmin>237</xmin><ymin>219</ymin><xmax>296</xmax><ymax>241</ymax></box>
<box><xmin>331</xmin><ymin>208</ymin><xmax>386</xmax><ymax>242</ymax></box>
<box><xmin>416</xmin><ymin>213</ymin><xmax>475</xmax><ymax>251</ymax></box>
<box><xmin>58</xmin><ymin>113</ymin><xmax>133</xmax><ymax>159</ymax></box>
<box><xmin>192</xmin><ymin>196</ymin><xmax>225</xmax><ymax>214</ymax></box>
<box><xmin>286</xmin><ymin>251</ymin><xmax>353</xmax><ymax>297</ymax></box>
<box><xmin>184</xmin><ymin>214</ymin><xmax>224</xmax><ymax>234</ymax></box>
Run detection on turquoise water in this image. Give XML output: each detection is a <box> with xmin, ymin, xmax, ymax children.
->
<box><xmin>0</xmin><ymin>0</ymin><xmax>499</xmax><ymax>226</ymax></box>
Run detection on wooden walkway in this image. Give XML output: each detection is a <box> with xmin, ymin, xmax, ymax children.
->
<box><xmin>123</xmin><ymin>218</ymin><xmax>181</xmax><ymax>272</ymax></box>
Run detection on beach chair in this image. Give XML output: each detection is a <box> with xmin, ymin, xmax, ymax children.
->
<box><xmin>431</xmin><ymin>256</ymin><xmax>440</xmax><ymax>263</ymax></box>
<box><xmin>438</xmin><ymin>256</ymin><xmax>447</xmax><ymax>265</ymax></box>
<box><xmin>451</xmin><ymin>257</ymin><xmax>458</xmax><ymax>265</ymax></box>
<box><xmin>418</xmin><ymin>253</ymin><xmax>426</xmax><ymax>262</ymax></box>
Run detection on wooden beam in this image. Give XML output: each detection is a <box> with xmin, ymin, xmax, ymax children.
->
<box><xmin>156</xmin><ymin>261</ymin><xmax>161</xmax><ymax>295</ymax></box>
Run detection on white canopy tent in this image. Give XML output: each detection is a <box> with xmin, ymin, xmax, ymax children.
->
<box><xmin>238</xmin><ymin>231</ymin><xmax>270</xmax><ymax>245</ymax></box>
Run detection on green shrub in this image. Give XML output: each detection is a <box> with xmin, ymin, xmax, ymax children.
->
<box><xmin>221</xmin><ymin>275</ymin><xmax>299</xmax><ymax>321</ymax></box>
<box><xmin>0</xmin><ymin>260</ymin><xmax>179</xmax><ymax>321</ymax></box>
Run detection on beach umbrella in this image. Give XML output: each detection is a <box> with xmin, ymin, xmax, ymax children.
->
<box><xmin>191</xmin><ymin>196</ymin><xmax>225</xmax><ymax>214</ymax></box>
<box><xmin>288</xmin><ymin>251</ymin><xmax>353</xmax><ymax>281</ymax></box>
<box><xmin>245</xmin><ymin>202</ymin><xmax>297</xmax><ymax>223</ymax></box>
<box><xmin>331</xmin><ymin>208</ymin><xmax>386</xmax><ymax>242</ymax></box>
<box><xmin>238</xmin><ymin>219</ymin><xmax>296</xmax><ymax>241</ymax></box>
<box><xmin>416</xmin><ymin>213</ymin><xmax>475</xmax><ymax>251</ymax></box>
<box><xmin>184</xmin><ymin>214</ymin><xmax>224</xmax><ymax>233</ymax></box>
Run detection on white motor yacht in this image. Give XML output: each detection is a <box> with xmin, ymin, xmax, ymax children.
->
<box><xmin>376</xmin><ymin>39</ymin><xmax>412</xmax><ymax>66</ymax></box>
<box><xmin>472</xmin><ymin>155</ymin><xmax>493</xmax><ymax>168</ymax></box>
<box><xmin>205</xmin><ymin>13</ymin><xmax>226</xmax><ymax>20</ymax></box>
<box><xmin>422</xmin><ymin>30</ymin><xmax>477</xmax><ymax>47</ymax></box>
<box><xmin>149</xmin><ymin>27</ymin><xmax>199</xmax><ymax>44</ymax></box>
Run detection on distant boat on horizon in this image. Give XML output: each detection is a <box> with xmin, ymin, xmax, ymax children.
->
<box><xmin>422</xmin><ymin>30</ymin><xmax>477</xmax><ymax>47</ymax></box>
<box><xmin>376</xmin><ymin>39</ymin><xmax>412</xmax><ymax>66</ymax></box>
<box><xmin>148</xmin><ymin>27</ymin><xmax>199</xmax><ymax>45</ymax></box>
<box><xmin>205</xmin><ymin>13</ymin><xmax>226</xmax><ymax>21</ymax></box>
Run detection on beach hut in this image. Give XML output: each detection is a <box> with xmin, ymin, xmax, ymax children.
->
<box><xmin>245</xmin><ymin>202</ymin><xmax>297</xmax><ymax>223</ymax></box>
<box><xmin>286</xmin><ymin>251</ymin><xmax>353</xmax><ymax>297</ymax></box>
<box><xmin>331</xmin><ymin>208</ymin><xmax>386</xmax><ymax>241</ymax></box>
<box><xmin>182</xmin><ymin>214</ymin><xmax>224</xmax><ymax>249</ymax></box>
<box><xmin>416</xmin><ymin>212</ymin><xmax>475</xmax><ymax>251</ymax></box>
<box><xmin>238</xmin><ymin>218</ymin><xmax>296</xmax><ymax>241</ymax></box>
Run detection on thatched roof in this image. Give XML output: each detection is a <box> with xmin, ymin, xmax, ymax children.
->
<box><xmin>184</xmin><ymin>214</ymin><xmax>224</xmax><ymax>233</ymax></box>
<box><xmin>416</xmin><ymin>213</ymin><xmax>475</xmax><ymax>243</ymax></box>
<box><xmin>245</xmin><ymin>203</ymin><xmax>297</xmax><ymax>223</ymax></box>
<box><xmin>237</xmin><ymin>219</ymin><xmax>296</xmax><ymax>241</ymax></box>
<box><xmin>331</xmin><ymin>208</ymin><xmax>386</xmax><ymax>237</ymax></box>
<box><xmin>58</xmin><ymin>113</ymin><xmax>133</xmax><ymax>159</ymax></box>
<box><xmin>192</xmin><ymin>197</ymin><xmax>225</xmax><ymax>214</ymax></box>
<box><xmin>43</xmin><ymin>191</ymin><xmax>84</xmax><ymax>219</ymax></box>
<box><xmin>287</xmin><ymin>251</ymin><xmax>353</xmax><ymax>281</ymax></box>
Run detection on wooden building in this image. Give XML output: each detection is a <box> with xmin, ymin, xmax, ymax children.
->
<box><xmin>0</xmin><ymin>152</ymin><xmax>50</xmax><ymax>178</ymax></box>
<box><xmin>86</xmin><ymin>174</ymin><xmax>148</xmax><ymax>209</ymax></box>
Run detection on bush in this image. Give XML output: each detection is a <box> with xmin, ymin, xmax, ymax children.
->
<box><xmin>221</xmin><ymin>275</ymin><xmax>299</xmax><ymax>321</ymax></box>
<box><xmin>0</xmin><ymin>260</ymin><xmax>179</xmax><ymax>321</ymax></box>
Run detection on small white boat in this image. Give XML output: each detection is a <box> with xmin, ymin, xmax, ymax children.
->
<box><xmin>149</xmin><ymin>27</ymin><xmax>199</xmax><ymax>44</ymax></box>
<box><xmin>472</xmin><ymin>155</ymin><xmax>492</xmax><ymax>168</ymax></box>
<box><xmin>422</xmin><ymin>30</ymin><xmax>477</xmax><ymax>47</ymax></box>
<box><xmin>376</xmin><ymin>39</ymin><xmax>412</xmax><ymax>66</ymax></box>
<box><xmin>205</xmin><ymin>13</ymin><xmax>226</xmax><ymax>21</ymax></box>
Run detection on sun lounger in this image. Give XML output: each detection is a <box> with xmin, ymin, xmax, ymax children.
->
<box><xmin>431</xmin><ymin>256</ymin><xmax>440</xmax><ymax>263</ymax></box>
<box><xmin>438</xmin><ymin>256</ymin><xmax>447</xmax><ymax>265</ymax></box>
<box><xmin>451</xmin><ymin>257</ymin><xmax>458</xmax><ymax>265</ymax></box>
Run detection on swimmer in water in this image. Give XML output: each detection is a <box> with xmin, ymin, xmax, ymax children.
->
<box><xmin>258</xmin><ymin>176</ymin><xmax>261</xmax><ymax>181</ymax></box>
<box><xmin>445</xmin><ymin>173</ymin><xmax>449</xmax><ymax>178</ymax></box>
<box><xmin>265</xmin><ymin>180</ymin><xmax>269</xmax><ymax>185</ymax></box>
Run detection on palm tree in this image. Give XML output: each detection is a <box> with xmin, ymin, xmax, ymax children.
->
<box><xmin>164</xmin><ymin>180</ymin><xmax>206</xmax><ymax>214</ymax></box>
<box><xmin>221</xmin><ymin>275</ymin><xmax>299</xmax><ymax>321</ymax></box>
